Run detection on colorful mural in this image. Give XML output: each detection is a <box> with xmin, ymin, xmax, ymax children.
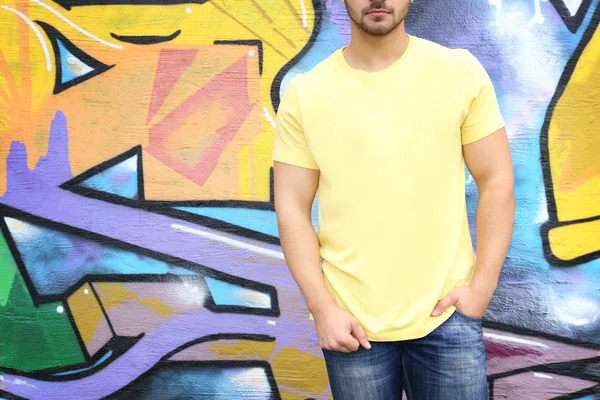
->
<box><xmin>0</xmin><ymin>0</ymin><xmax>599</xmax><ymax>399</ymax></box>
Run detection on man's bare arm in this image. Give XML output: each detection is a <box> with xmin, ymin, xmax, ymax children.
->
<box><xmin>432</xmin><ymin>128</ymin><xmax>515</xmax><ymax>317</ymax></box>
<box><xmin>273</xmin><ymin>161</ymin><xmax>331</xmax><ymax>313</ymax></box>
<box><xmin>274</xmin><ymin>161</ymin><xmax>370</xmax><ymax>351</ymax></box>
<box><xmin>464</xmin><ymin>127</ymin><xmax>515</xmax><ymax>297</ymax></box>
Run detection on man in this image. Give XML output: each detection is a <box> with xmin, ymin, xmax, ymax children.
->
<box><xmin>272</xmin><ymin>0</ymin><xmax>515</xmax><ymax>398</ymax></box>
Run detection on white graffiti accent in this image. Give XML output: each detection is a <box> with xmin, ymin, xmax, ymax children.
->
<box><xmin>0</xmin><ymin>6</ymin><xmax>52</xmax><ymax>72</ymax></box>
<box><xmin>31</xmin><ymin>0</ymin><xmax>123</xmax><ymax>49</ymax></box>
<box><xmin>171</xmin><ymin>223</ymin><xmax>285</xmax><ymax>260</ymax></box>
<box><xmin>489</xmin><ymin>0</ymin><xmax>549</xmax><ymax>34</ymax></box>
<box><xmin>484</xmin><ymin>332</ymin><xmax>550</xmax><ymax>348</ymax></box>
<box><xmin>299</xmin><ymin>0</ymin><xmax>307</xmax><ymax>28</ymax></box>
<box><xmin>527</xmin><ymin>0</ymin><xmax>546</xmax><ymax>31</ymax></box>
<box><xmin>264</xmin><ymin>106</ymin><xmax>276</xmax><ymax>128</ymax></box>
<box><xmin>562</xmin><ymin>0</ymin><xmax>584</xmax><ymax>16</ymax></box>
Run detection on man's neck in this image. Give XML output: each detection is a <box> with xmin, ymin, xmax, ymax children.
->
<box><xmin>343</xmin><ymin>24</ymin><xmax>410</xmax><ymax>72</ymax></box>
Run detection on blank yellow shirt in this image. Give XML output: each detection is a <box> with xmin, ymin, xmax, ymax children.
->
<box><xmin>273</xmin><ymin>36</ymin><xmax>505</xmax><ymax>341</ymax></box>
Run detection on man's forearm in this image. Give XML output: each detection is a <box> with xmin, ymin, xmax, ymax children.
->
<box><xmin>471</xmin><ymin>178</ymin><xmax>515</xmax><ymax>296</ymax></box>
<box><xmin>278</xmin><ymin>210</ymin><xmax>335</xmax><ymax>316</ymax></box>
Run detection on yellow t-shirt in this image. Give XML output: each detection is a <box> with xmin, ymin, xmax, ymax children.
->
<box><xmin>272</xmin><ymin>35</ymin><xmax>505</xmax><ymax>341</ymax></box>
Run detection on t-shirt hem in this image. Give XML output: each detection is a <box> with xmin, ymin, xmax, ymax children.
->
<box><xmin>273</xmin><ymin>153</ymin><xmax>319</xmax><ymax>170</ymax></box>
<box><xmin>462</xmin><ymin>119</ymin><xmax>505</xmax><ymax>145</ymax></box>
<box><xmin>364</xmin><ymin>310</ymin><xmax>456</xmax><ymax>342</ymax></box>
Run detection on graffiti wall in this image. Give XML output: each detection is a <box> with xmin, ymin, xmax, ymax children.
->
<box><xmin>0</xmin><ymin>0</ymin><xmax>598</xmax><ymax>399</ymax></box>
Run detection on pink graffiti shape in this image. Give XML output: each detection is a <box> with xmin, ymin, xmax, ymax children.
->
<box><xmin>146</xmin><ymin>55</ymin><xmax>254</xmax><ymax>186</ymax></box>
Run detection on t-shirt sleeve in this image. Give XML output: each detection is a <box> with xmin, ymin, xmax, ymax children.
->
<box><xmin>272</xmin><ymin>80</ymin><xmax>319</xmax><ymax>170</ymax></box>
<box><xmin>461</xmin><ymin>53</ymin><xmax>505</xmax><ymax>145</ymax></box>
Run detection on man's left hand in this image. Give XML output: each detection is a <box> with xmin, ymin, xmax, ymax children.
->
<box><xmin>430</xmin><ymin>285</ymin><xmax>493</xmax><ymax>319</ymax></box>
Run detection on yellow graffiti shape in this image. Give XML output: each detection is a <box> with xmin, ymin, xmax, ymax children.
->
<box><xmin>545</xmin><ymin>21</ymin><xmax>600</xmax><ymax>262</ymax></box>
<box><xmin>67</xmin><ymin>283</ymin><xmax>114</xmax><ymax>357</ymax></box>
<box><xmin>0</xmin><ymin>0</ymin><xmax>316</xmax><ymax>201</ymax></box>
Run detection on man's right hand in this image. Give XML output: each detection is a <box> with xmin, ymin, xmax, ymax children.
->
<box><xmin>313</xmin><ymin>303</ymin><xmax>372</xmax><ymax>353</ymax></box>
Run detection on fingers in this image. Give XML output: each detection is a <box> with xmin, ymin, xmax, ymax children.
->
<box><xmin>318</xmin><ymin>312</ymin><xmax>371</xmax><ymax>353</ymax></box>
<box><xmin>350</xmin><ymin>319</ymin><xmax>372</xmax><ymax>350</ymax></box>
<box><xmin>323</xmin><ymin>336</ymin><xmax>359</xmax><ymax>353</ymax></box>
<box><xmin>431</xmin><ymin>291</ymin><xmax>458</xmax><ymax>317</ymax></box>
<box><xmin>338</xmin><ymin>333</ymin><xmax>360</xmax><ymax>352</ymax></box>
<box><xmin>338</xmin><ymin>343</ymin><xmax>357</xmax><ymax>353</ymax></box>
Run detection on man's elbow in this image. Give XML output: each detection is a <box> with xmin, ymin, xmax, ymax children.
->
<box><xmin>275</xmin><ymin>199</ymin><xmax>311</xmax><ymax>226</ymax></box>
<box><xmin>477</xmin><ymin>172</ymin><xmax>515</xmax><ymax>201</ymax></box>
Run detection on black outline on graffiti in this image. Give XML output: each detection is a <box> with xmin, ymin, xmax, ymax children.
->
<box><xmin>0</xmin><ymin>334</ymin><xmax>272</xmax><ymax>385</ymax></box>
<box><xmin>110</xmin><ymin>30</ymin><xmax>181</xmax><ymax>45</ymax></box>
<box><xmin>162</xmin><ymin>333</ymin><xmax>275</xmax><ymax>360</ymax></box>
<box><xmin>52</xmin><ymin>0</ymin><xmax>209</xmax><ymax>10</ymax></box>
<box><xmin>61</xmin><ymin>145</ymin><xmax>282</xmax><ymax>245</ymax></box>
<box><xmin>539</xmin><ymin>5</ymin><xmax>600</xmax><ymax>266</ymax></box>
<box><xmin>488</xmin><ymin>356</ymin><xmax>600</xmax><ymax>381</ymax></box>
<box><xmin>106</xmin><ymin>362</ymin><xmax>281</xmax><ymax>399</ymax></box>
<box><xmin>0</xmin><ymin>203</ymin><xmax>280</xmax><ymax>315</ymax></box>
<box><xmin>0</xmin><ymin>335</ymin><xmax>142</xmax><ymax>382</ymax></box>
<box><xmin>0</xmin><ymin>391</ymin><xmax>27</xmax><ymax>400</ymax></box>
<box><xmin>53</xmin><ymin>0</ymin><xmax>322</xmax><ymax>225</ymax></box>
<box><xmin>271</xmin><ymin>0</ymin><xmax>322</xmax><ymax>113</ymax></box>
<box><xmin>484</xmin><ymin>321</ymin><xmax>600</xmax><ymax>398</ymax></box>
<box><xmin>105</xmin><ymin>334</ymin><xmax>281</xmax><ymax>399</ymax></box>
<box><xmin>152</xmin><ymin>203</ymin><xmax>279</xmax><ymax>244</ymax></box>
<box><xmin>549</xmin><ymin>0</ymin><xmax>594</xmax><ymax>33</ymax></box>
<box><xmin>0</xmin><ymin>205</ymin><xmax>284</xmax><ymax>389</ymax></box>
<box><xmin>88</xmin><ymin>283</ymin><xmax>119</xmax><ymax>337</ymax></box>
<box><xmin>60</xmin><ymin>145</ymin><xmax>144</xmax><ymax>202</ymax></box>
<box><xmin>35</xmin><ymin>21</ymin><xmax>115</xmax><ymax>95</ymax></box>
<box><xmin>484</xmin><ymin>320</ymin><xmax>600</xmax><ymax>351</ymax></box>
<box><xmin>487</xmin><ymin>356</ymin><xmax>600</xmax><ymax>399</ymax></box>
<box><xmin>484</xmin><ymin>320</ymin><xmax>600</xmax><ymax>398</ymax></box>
<box><xmin>552</xmin><ymin>384</ymin><xmax>600</xmax><ymax>399</ymax></box>
<box><xmin>214</xmin><ymin>40</ymin><xmax>264</xmax><ymax>75</ymax></box>
<box><xmin>63</xmin><ymin>300</ymin><xmax>94</xmax><ymax>363</ymax></box>
<box><xmin>0</xmin><ymin>217</ymin><xmax>93</xmax><ymax>365</ymax></box>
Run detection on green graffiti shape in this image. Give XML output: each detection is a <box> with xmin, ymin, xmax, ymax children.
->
<box><xmin>0</xmin><ymin>232</ymin><xmax>86</xmax><ymax>372</ymax></box>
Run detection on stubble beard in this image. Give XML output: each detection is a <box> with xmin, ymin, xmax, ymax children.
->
<box><xmin>345</xmin><ymin>1</ymin><xmax>410</xmax><ymax>37</ymax></box>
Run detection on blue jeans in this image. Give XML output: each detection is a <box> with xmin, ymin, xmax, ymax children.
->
<box><xmin>322</xmin><ymin>310</ymin><xmax>488</xmax><ymax>400</ymax></box>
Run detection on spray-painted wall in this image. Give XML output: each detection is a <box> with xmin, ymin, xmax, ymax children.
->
<box><xmin>0</xmin><ymin>0</ymin><xmax>598</xmax><ymax>399</ymax></box>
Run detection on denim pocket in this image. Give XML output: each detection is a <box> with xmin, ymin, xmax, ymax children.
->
<box><xmin>454</xmin><ymin>308</ymin><xmax>483</xmax><ymax>321</ymax></box>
